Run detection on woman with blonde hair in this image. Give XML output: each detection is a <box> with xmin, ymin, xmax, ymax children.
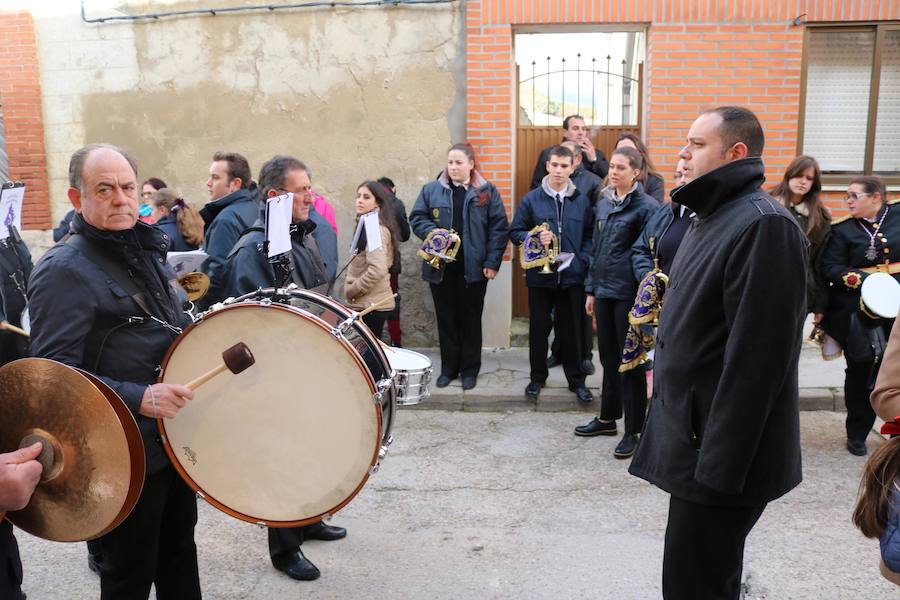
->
<box><xmin>150</xmin><ymin>188</ymin><xmax>204</xmax><ymax>251</ymax></box>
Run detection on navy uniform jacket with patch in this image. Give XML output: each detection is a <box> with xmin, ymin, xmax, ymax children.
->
<box><xmin>629</xmin><ymin>158</ymin><xmax>807</xmax><ymax>507</ymax></box>
<box><xmin>509</xmin><ymin>178</ymin><xmax>593</xmax><ymax>289</ymax></box>
<box><xmin>28</xmin><ymin>214</ymin><xmax>191</xmax><ymax>474</ymax></box>
<box><xmin>409</xmin><ymin>170</ymin><xmax>509</xmax><ymax>285</ymax></box>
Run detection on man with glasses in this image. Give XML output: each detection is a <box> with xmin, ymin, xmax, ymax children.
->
<box><xmin>220</xmin><ymin>155</ymin><xmax>347</xmax><ymax>582</ymax></box>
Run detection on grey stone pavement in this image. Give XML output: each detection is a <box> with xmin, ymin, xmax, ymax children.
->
<box><xmin>14</xmin><ymin>336</ymin><xmax>897</xmax><ymax>599</ymax></box>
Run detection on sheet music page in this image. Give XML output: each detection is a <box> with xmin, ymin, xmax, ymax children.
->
<box><xmin>556</xmin><ymin>252</ymin><xmax>575</xmax><ymax>272</ymax></box>
<box><xmin>265</xmin><ymin>193</ymin><xmax>293</xmax><ymax>257</ymax></box>
<box><xmin>0</xmin><ymin>184</ymin><xmax>25</xmax><ymax>240</ymax></box>
<box><xmin>363</xmin><ymin>210</ymin><xmax>382</xmax><ymax>251</ymax></box>
<box><xmin>167</xmin><ymin>250</ymin><xmax>209</xmax><ymax>275</ymax></box>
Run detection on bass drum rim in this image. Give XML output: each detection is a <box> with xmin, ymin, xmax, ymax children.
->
<box><xmin>157</xmin><ymin>300</ymin><xmax>385</xmax><ymax>528</ymax></box>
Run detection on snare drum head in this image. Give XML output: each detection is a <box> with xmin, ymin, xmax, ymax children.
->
<box><xmin>861</xmin><ymin>272</ymin><xmax>900</xmax><ymax>318</ymax></box>
<box><xmin>382</xmin><ymin>345</ymin><xmax>432</xmax><ymax>371</ymax></box>
<box><xmin>160</xmin><ymin>303</ymin><xmax>381</xmax><ymax>526</ymax></box>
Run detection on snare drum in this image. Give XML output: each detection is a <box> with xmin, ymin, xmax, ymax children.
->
<box><xmin>381</xmin><ymin>345</ymin><xmax>433</xmax><ymax>405</ymax></box>
<box><xmin>158</xmin><ymin>288</ymin><xmax>396</xmax><ymax>527</ymax></box>
<box><xmin>861</xmin><ymin>272</ymin><xmax>900</xmax><ymax>319</ymax></box>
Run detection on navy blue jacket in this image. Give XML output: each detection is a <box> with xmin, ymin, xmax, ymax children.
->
<box><xmin>221</xmin><ymin>217</ymin><xmax>329</xmax><ymax>298</ymax></box>
<box><xmin>199</xmin><ymin>185</ymin><xmax>259</xmax><ymax>306</ymax></box>
<box><xmin>52</xmin><ymin>209</ymin><xmax>75</xmax><ymax>242</ymax></box>
<box><xmin>28</xmin><ymin>214</ymin><xmax>191</xmax><ymax>474</ymax></box>
<box><xmin>509</xmin><ymin>179</ymin><xmax>593</xmax><ymax>289</ymax></box>
<box><xmin>883</xmin><ymin>484</ymin><xmax>900</xmax><ymax>573</ymax></box>
<box><xmin>571</xmin><ymin>165</ymin><xmax>602</xmax><ymax>205</ymax></box>
<box><xmin>155</xmin><ymin>214</ymin><xmax>199</xmax><ymax>252</ymax></box>
<box><xmin>585</xmin><ymin>183</ymin><xmax>661</xmax><ymax>300</ymax></box>
<box><xmin>309</xmin><ymin>206</ymin><xmax>338</xmax><ymax>281</ymax></box>
<box><xmin>410</xmin><ymin>171</ymin><xmax>509</xmax><ymax>285</ymax></box>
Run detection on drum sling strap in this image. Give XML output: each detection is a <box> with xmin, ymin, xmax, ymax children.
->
<box><xmin>66</xmin><ymin>233</ymin><xmax>153</xmax><ymax>317</ymax></box>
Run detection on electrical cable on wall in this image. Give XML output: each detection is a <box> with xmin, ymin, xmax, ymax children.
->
<box><xmin>81</xmin><ymin>0</ymin><xmax>458</xmax><ymax>24</ymax></box>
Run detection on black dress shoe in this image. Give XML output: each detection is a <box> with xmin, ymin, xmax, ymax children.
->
<box><xmin>436</xmin><ymin>375</ymin><xmax>453</xmax><ymax>388</ymax></box>
<box><xmin>304</xmin><ymin>521</ymin><xmax>347</xmax><ymax>541</ymax></box>
<box><xmin>581</xmin><ymin>359</ymin><xmax>596</xmax><ymax>375</ymax></box>
<box><xmin>525</xmin><ymin>381</ymin><xmax>543</xmax><ymax>399</ymax></box>
<box><xmin>573</xmin><ymin>387</ymin><xmax>594</xmax><ymax>404</ymax></box>
<box><xmin>574</xmin><ymin>417</ymin><xmax>617</xmax><ymax>437</ymax></box>
<box><xmin>614</xmin><ymin>434</ymin><xmax>639</xmax><ymax>458</ymax></box>
<box><xmin>846</xmin><ymin>439</ymin><xmax>867</xmax><ymax>456</ymax></box>
<box><xmin>273</xmin><ymin>551</ymin><xmax>320</xmax><ymax>581</ymax></box>
<box><xmin>546</xmin><ymin>354</ymin><xmax>561</xmax><ymax>368</ymax></box>
<box><xmin>461</xmin><ymin>376</ymin><xmax>476</xmax><ymax>390</ymax></box>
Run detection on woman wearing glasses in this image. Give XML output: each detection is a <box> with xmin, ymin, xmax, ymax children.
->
<box><xmin>821</xmin><ymin>176</ymin><xmax>900</xmax><ymax>456</ymax></box>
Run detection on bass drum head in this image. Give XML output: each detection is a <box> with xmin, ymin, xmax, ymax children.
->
<box><xmin>159</xmin><ymin>302</ymin><xmax>381</xmax><ymax>526</ymax></box>
<box><xmin>861</xmin><ymin>272</ymin><xmax>900</xmax><ymax>318</ymax></box>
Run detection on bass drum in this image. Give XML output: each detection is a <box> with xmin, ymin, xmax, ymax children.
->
<box><xmin>158</xmin><ymin>288</ymin><xmax>396</xmax><ymax>528</ymax></box>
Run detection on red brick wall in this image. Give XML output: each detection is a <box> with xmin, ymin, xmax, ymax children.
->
<box><xmin>0</xmin><ymin>11</ymin><xmax>50</xmax><ymax>229</ymax></box>
<box><xmin>466</xmin><ymin>0</ymin><xmax>900</xmax><ymax>221</ymax></box>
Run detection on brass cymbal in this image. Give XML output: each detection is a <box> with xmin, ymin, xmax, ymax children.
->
<box><xmin>0</xmin><ymin>358</ymin><xmax>144</xmax><ymax>542</ymax></box>
<box><xmin>178</xmin><ymin>271</ymin><xmax>210</xmax><ymax>302</ymax></box>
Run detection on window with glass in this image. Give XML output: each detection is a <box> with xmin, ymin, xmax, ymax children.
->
<box><xmin>799</xmin><ymin>24</ymin><xmax>900</xmax><ymax>183</ymax></box>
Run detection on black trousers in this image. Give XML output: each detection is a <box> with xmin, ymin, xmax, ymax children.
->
<box><xmin>430</xmin><ymin>267</ymin><xmax>488</xmax><ymax>379</ymax></box>
<box><xmin>845</xmin><ymin>358</ymin><xmax>880</xmax><ymax>442</ymax></box>
<box><xmin>268</xmin><ymin>523</ymin><xmax>320</xmax><ymax>562</ymax></box>
<box><xmin>595</xmin><ymin>297</ymin><xmax>647</xmax><ymax>434</ymax></box>
<box><xmin>97</xmin><ymin>466</ymin><xmax>200</xmax><ymax>600</ymax></box>
<box><xmin>550</xmin><ymin>290</ymin><xmax>594</xmax><ymax>360</ymax></box>
<box><xmin>527</xmin><ymin>285</ymin><xmax>585</xmax><ymax>388</ymax></box>
<box><xmin>0</xmin><ymin>521</ymin><xmax>24</xmax><ymax>600</ymax></box>
<box><xmin>362</xmin><ymin>310</ymin><xmax>391</xmax><ymax>341</ymax></box>
<box><xmin>663</xmin><ymin>495</ymin><xmax>766</xmax><ymax>600</ymax></box>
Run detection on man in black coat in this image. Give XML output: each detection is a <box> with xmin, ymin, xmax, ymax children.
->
<box><xmin>28</xmin><ymin>143</ymin><xmax>200</xmax><ymax>599</ymax></box>
<box><xmin>529</xmin><ymin>114</ymin><xmax>609</xmax><ymax>190</ymax></box>
<box><xmin>628</xmin><ymin>107</ymin><xmax>807</xmax><ymax>599</ymax></box>
<box><xmin>221</xmin><ymin>155</ymin><xmax>347</xmax><ymax>582</ymax></box>
<box><xmin>199</xmin><ymin>151</ymin><xmax>259</xmax><ymax>308</ymax></box>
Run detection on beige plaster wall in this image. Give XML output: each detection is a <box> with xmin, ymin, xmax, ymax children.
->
<box><xmin>22</xmin><ymin>0</ymin><xmax>522</xmax><ymax>348</ymax></box>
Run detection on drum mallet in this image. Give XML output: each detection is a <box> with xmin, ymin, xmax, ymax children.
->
<box><xmin>185</xmin><ymin>342</ymin><xmax>255</xmax><ymax>390</ymax></box>
<box><xmin>0</xmin><ymin>321</ymin><xmax>29</xmax><ymax>338</ymax></box>
<box><xmin>334</xmin><ymin>294</ymin><xmax>398</xmax><ymax>336</ymax></box>
<box><xmin>356</xmin><ymin>293</ymin><xmax>399</xmax><ymax>319</ymax></box>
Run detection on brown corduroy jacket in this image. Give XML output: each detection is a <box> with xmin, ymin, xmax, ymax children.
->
<box><xmin>871</xmin><ymin>316</ymin><xmax>900</xmax><ymax>422</ymax></box>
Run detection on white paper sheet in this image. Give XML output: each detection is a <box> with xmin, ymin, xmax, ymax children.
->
<box><xmin>265</xmin><ymin>193</ymin><xmax>293</xmax><ymax>257</ymax></box>
<box><xmin>167</xmin><ymin>249</ymin><xmax>209</xmax><ymax>275</ymax></box>
<box><xmin>555</xmin><ymin>252</ymin><xmax>575</xmax><ymax>272</ymax></box>
<box><xmin>362</xmin><ymin>210</ymin><xmax>382</xmax><ymax>252</ymax></box>
<box><xmin>0</xmin><ymin>184</ymin><xmax>25</xmax><ymax>240</ymax></box>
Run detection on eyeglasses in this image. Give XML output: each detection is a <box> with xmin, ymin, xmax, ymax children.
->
<box><xmin>140</xmin><ymin>191</ymin><xmax>154</xmax><ymax>199</ymax></box>
<box><xmin>275</xmin><ymin>189</ymin><xmax>312</xmax><ymax>199</ymax></box>
<box><xmin>844</xmin><ymin>191</ymin><xmax>872</xmax><ymax>202</ymax></box>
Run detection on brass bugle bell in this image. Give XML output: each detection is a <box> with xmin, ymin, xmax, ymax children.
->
<box><xmin>178</xmin><ymin>271</ymin><xmax>210</xmax><ymax>302</ymax></box>
<box><xmin>539</xmin><ymin>223</ymin><xmax>558</xmax><ymax>275</ymax></box>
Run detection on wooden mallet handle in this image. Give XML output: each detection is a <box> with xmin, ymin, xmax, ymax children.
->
<box><xmin>185</xmin><ymin>342</ymin><xmax>255</xmax><ymax>390</ymax></box>
<box><xmin>356</xmin><ymin>293</ymin><xmax>398</xmax><ymax>319</ymax></box>
<box><xmin>0</xmin><ymin>321</ymin><xmax>28</xmax><ymax>338</ymax></box>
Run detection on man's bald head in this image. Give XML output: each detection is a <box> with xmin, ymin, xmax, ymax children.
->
<box><xmin>68</xmin><ymin>143</ymin><xmax>138</xmax><ymax>193</ymax></box>
<box><xmin>67</xmin><ymin>144</ymin><xmax>141</xmax><ymax>231</ymax></box>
